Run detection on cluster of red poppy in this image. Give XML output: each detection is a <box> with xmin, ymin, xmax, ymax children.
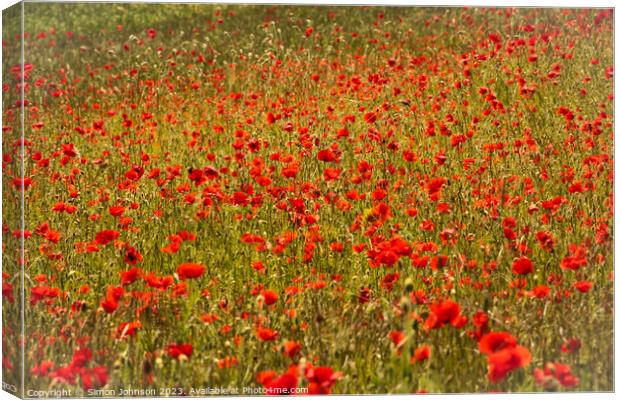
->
<box><xmin>478</xmin><ymin>332</ymin><xmax>531</xmax><ymax>383</ymax></box>
<box><xmin>31</xmin><ymin>348</ymin><xmax>108</xmax><ymax>391</ymax></box>
<box><xmin>534</xmin><ymin>362</ymin><xmax>579</xmax><ymax>389</ymax></box>
<box><xmin>258</xmin><ymin>364</ymin><xmax>342</xmax><ymax>395</ymax></box>
<box><xmin>0</xmin><ymin>5</ymin><xmax>612</xmax><ymax>395</ymax></box>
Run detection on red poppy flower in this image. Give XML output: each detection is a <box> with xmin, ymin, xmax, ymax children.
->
<box><xmin>530</xmin><ymin>285</ymin><xmax>551</xmax><ymax>298</ymax></box>
<box><xmin>262</xmin><ymin>372</ymin><xmax>297</xmax><ymax>395</ymax></box>
<box><xmin>282</xmin><ymin>340</ymin><xmax>301</xmax><ymax>358</ymax></box>
<box><xmin>166</xmin><ymin>343</ymin><xmax>193</xmax><ymax>359</ymax></box>
<box><xmin>323</xmin><ymin>167</ymin><xmax>341</xmax><ymax>181</ymax></box>
<box><xmin>31</xmin><ymin>285</ymin><xmax>61</xmax><ymax>305</ymax></box>
<box><xmin>116</xmin><ymin>321</ymin><xmax>141</xmax><ymax>338</ymax></box>
<box><xmin>178</xmin><ymin>230</ymin><xmax>196</xmax><ymax>241</ymax></box>
<box><xmin>487</xmin><ymin>345</ymin><xmax>531</xmax><ymax>383</ymax></box>
<box><xmin>512</xmin><ymin>256</ymin><xmax>533</xmax><ymax>275</ymax></box>
<box><xmin>281</xmin><ymin>163</ymin><xmax>299</xmax><ymax>178</ymax></box>
<box><xmin>124</xmin><ymin>246</ymin><xmax>142</xmax><ymax>265</ymax></box>
<box><xmin>177</xmin><ymin>263</ymin><xmax>206</xmax><ymax>280</ymax></box>
<box><xmin>330</xmin><ymin>242</ymin><xmax>344</xmax><ymax>252</ymax></box>
<box><xmin>120</xmin><ymin>268</ymin><xmax>141</xmax><ymax>286</ymax></box>
<box><xmin>256</xmin><ymin>327</ymin><xmax>279</xmax><ymax>341</ymax></box>
<box><xmin>561</xmin><ymin>338</ymin><xmax>581</xmax><ymax>354</ymax></box>
<box><xmin>411</xmin><ymin>345</ymin><xmax>431</xmax><ymax>364</ymax></box>
<box><xmin>364</xmin><ymin>112</ymin><xmax>377</xmax><ymax>124</ymax></box>
<box><xmin>389</xmin><ymin>330</ymin><xmax>406</xmax><ymax>348</ymax></box>
<box><xmin>534</xmin><ymin>362</ymin><xmax>579</xmax><ymax>389</ymax></box>
<box><xmin>12</xmin><ymin>176</ymin><xmax>32</xmax><ymax>190</ymax></box>
<box><xmin>95</xmin><ymin>230</ymin><xmax>119</xmax><ymax>246</ymax></box>
<box><xmin>101</xmin><ymin>286</ymin><xmax>123</xmax><ymax>313</ymax></box>
<box><xmin>305</xmin><ymin>365</ymin><xmax>342</xmax><ymax>395</ymax></box>
<box><xmin>574</xmin><ymin>281</ymin><xmax>593</xmax><ymax>293</ymax></box>
<box><xmin>424</xmin><ymin>299</ymin><xmax>465</xmax><ymax>330</ymax></box>
<box><xmin>317</xmin><ymin>149</ymin><xmax>336</xmax><ymax>162</ymax></box>
<box><xmin>144</xmin><ymin>273</ymin><xmax>174</xmax><ymax>290</ymax></box>
<box><xmin>561</xmin><ymin>256</ymin><xmax>588</xmax><ymax>270</ymax></box>
<box><xmin>479</xmin><ymin>332</ymin><xmax>518</xmax><ymax>355</ymax></box>
<box><xmin>109</xmin><ymin>205</ymin><xmax>125</xmax><ymax>217</ymax></box>
<box><xmin>261</xmin><ymin>289</ymin><xmax>278</xmax><ymax>305</ymax></box>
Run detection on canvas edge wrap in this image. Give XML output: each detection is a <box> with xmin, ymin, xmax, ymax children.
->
<box><xmin>2</xmin><ymin>1</ymin><xmax>25</xmax><ymax>398</ymax></box>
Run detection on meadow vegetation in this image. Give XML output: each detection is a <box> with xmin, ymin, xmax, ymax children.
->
<box><xmin>1</xmin><ymin>4</ymin><xmax>614</xmax><ymax>395</ymax></box>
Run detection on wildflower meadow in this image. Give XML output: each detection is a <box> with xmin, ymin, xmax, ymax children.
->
<box><xmin>1</xmin><ymin>4</ymin><xmax>614</xmax><ymax>396</ymax></box>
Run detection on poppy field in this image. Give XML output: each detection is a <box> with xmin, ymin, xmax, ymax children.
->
<box><xmin>1</xmin><ymin>4</ymin><xmax>614</xmax><ymax>396</ymax></box>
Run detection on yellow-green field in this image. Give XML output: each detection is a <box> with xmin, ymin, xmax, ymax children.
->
<box><xmin>2</xmin><ymin>4</ymin><xmax>614</xmax><ymax>395</ymax></box>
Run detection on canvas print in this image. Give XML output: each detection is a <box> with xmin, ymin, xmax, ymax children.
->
<box><xmin>1</xmin><ymin>2</ymin><xmax>614</xmax><ymax>397</ymax></box>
